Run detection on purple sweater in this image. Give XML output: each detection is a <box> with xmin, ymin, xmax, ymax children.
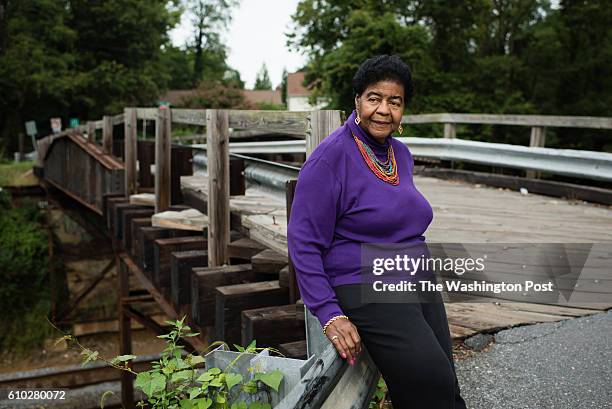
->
<box><xmin>286</xmin><ymin>110</ymin><xmax>434</xmax><ymax>328</ymax></box>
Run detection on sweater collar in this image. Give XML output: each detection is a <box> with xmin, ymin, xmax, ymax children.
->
<box><xmin>346</xmin><ymin>110</ymin><xmax>391</xmax><ymax>153</ymax></box>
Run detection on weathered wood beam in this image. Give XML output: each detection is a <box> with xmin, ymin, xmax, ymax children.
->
<box><xmin>228</xmin><ymin>237</ymin><xmax>267</xmax><ymax>262</ymax></box>
<box><xmin>87</xmin><ymin>121</ymin><xmax>96</xmax><ymax>144</ymax></box>
<box><xmin>305</xmin><ymin>110</ymin><xmax>342</xmax><ymax>158</ymax></box>
<box><xmin>170</xmin><ymin>250</ymin><xmax>208</xmax><ymax>310</ymax></box>
<box><xmin>137</xmin><ymin>226</ymin><xmax>196</xmax><ymax>275</ymax></box>
<box><xmin>241</xmin><ymin>304</ymin><xmax>305</xmax><ymax>349</ymax></box>
<box><xmin>279</xmin><ymin>265</ymin><xmax>290</xmax><ymax>288</ymax></box>
<box><xmin>228</xmin><ymin>110</ymin><xmax>309</xmax><ymax>137</ymax></box>
<box><xmin>124</xmin><ymin>107</ymin><xmax>138</xmax><ymax>197</ymax></box>
<box><xmin>191</xmin><ymin>264</ymin><xmax>256</xmax><ymax>327</ymax></box>
<box><xmin>117</xmin><ymin>259</ymin><xmax>134</xmax><ymax>409</ymax></box>
<box><xmin>102</xmin><ymin>115</ymin><xmax>113</xmax><ymax>155</ymax></box>
<box><xmin>153</xmin><ymin>236</ymin><xmax>207</xmax><ymax>293</ymax></box>
<box><xmin>206</xmin><ymin>109</ymin><xmax>230</xmax><ymax>266</ymax></box>
<box><xmin>278</xmin><ymin>340</ymin><xmax>307</xmax><ymax>360</ymax></box>
<box><xmin>401</xmin><ymin>113</ymin><xmax>612</xmax><ymax>129</ymax></box>
<box><xmin>130</xmin><ymin>217</ymin><xmax>152</xmax><ymax>257</ymax></box>
<box><xmin>122</xmin><ymin>209</ymin><xmax>154</xmax><ymax>252</ymax></box>
<box><xmin>251</xmin><ymin>249</ymin><xmax>288</xmax><ymax>276</ymax></box>
<box><xmin>106</xmin><ymin>197</ymin><xmax>128</xmax><ymax>232</ymax></box>
<box><xmin>214</xmin><ymin>280</ymin><xmax>289</xmax><ymax>346</ymax></box>
<box><xmin>155</xmin><ymin>107</ymin><xmax>172</xmax><ymax>212</ymax></box>
<box><xmin>113</xmin><ymin>203</ymin><xmax>148</xmax><ymax>242</ymax></box>
<box><xmin>285</xmin><ymin>179</ymin><xmax>299</xmax><ymax>303</ymax></box>
<box><xmin>444</xmin><ymin>123</ymin><xmax>457</xmax><ymax>139</ymax></box>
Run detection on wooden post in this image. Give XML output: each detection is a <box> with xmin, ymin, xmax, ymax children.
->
<box><xmin>87</xmin><ymin>121</ymin><xmax>96</xmax><ymax>144</ymax></box>
<box><xmin>444</xmin><ymin>123</ymin><xmax>456</xmax><ymax>139</ymax></box>
<box><xmin>291</xmin><ymin>110</ymin><xmax>343</xmax><ymax>302</ymax></box>
<box><xmin>206</xmin><ymin>109</ymin><xmax>230</xmax><ymax>267</ymax></box>
<box><xmin>306</xmin><ymin>110</ymin><xmax>342</xmax><ymax>158</ymax></box>
<box><xmin>18</xmin><ymin>133</ymin><xmax>24</xmax><ymax>162</ymax></box>
<box><xmin>529</xmin><ymin>126</ymin><xmax>546</xmax><ymax>147</ymax></box>
<box><xmin>155</xmin><ymin>107</ymin><xmax>172</xmax><ymax>212</ymax></box>
<box><xmin>229</xmin><ymin>158</ymin><xmax>246</xmax><ymax>196</ymax></box>
<box><xmin>527</xmin><ymin>126</ymin><xmax>547</xmax><ymax>178</ymax></box>
<box><xmin>118</xmin><ymin>260</ymin><xmax>135</xmax><ymax>409</ymax></box>
<box><xmin>124</xmin><ymin>108</ymin><xmax>138</xmax><ymax>198</ymax></box>
<box><xmin>102</xmin><ymin>115</ymin><xmax>113</xmax><ymax>155</ymax></box>
<box><xmin>286</xmin><ymin>180</ymin><xmax>299</xmax><ymax>304</ymax></box>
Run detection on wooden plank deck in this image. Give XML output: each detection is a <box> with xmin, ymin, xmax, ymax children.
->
<box><xmin>181</xmin><ymin>174</ymin><xmax>612</xmax><ymax>339</ymax></box>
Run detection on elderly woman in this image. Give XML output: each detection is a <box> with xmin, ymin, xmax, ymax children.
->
<box><xmin>287</xmin><ymin>55</ymin><xmax>466</xmax><ymax>408</ymax></box>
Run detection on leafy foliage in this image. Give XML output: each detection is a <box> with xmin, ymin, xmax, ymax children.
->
<box><xmin>73</xmin><ymin>317</ymin><xmax>285</xmax><ymax>409</ymax></box>
<box><xmin>287</xmin><ymin>0</ymin><xmax>612</xmax><ymax>151</ymax></box>
<box><xmin>0</xmin><ymin>189</ymin><xmax>52</xmax><ymax>353</ymax></box>
<box><xmin>181</xmin><ymin>80</ymin><xmax>254</xmax><ymax>109</ymax></box>
<box><xmin>0</xmin><ymin>0</ymin><xmax>77</xmax><ymax>153</ymax></box>
<box><xmin>186</xmin><ymin>0</ymin><xmax>239</xmax><ymax>86</ymax></box>
<box><xmin>254</xmin><ymin>64</ymin><xmax>273</xmax><ymax>90</ymax></box>
<box><xmin>280</xmin><ymin>68</ymin><xmax>288</xmax><ymax>105</ymax></box>
<box><xmin>0</xmin><ymin>0</ymin><xmax>241</xmax><ymax>156</ymax></box>
<box><xmin>369</xmin><ymin>377</ymin><xmax>389</xmax><ymax>409</ymax></box>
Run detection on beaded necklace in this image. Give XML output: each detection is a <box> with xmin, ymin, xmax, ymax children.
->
<box><xmin>352</xmin><ymin>133</ymin><xmax>399</xmax><ymax>185</ymax></box>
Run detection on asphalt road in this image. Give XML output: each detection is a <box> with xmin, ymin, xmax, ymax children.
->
<box><xmin>455</xmin><ymin>310</ymin><xmax>612</xmax><ymax>409</ymax></box>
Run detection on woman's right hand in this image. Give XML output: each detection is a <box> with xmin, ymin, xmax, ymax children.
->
<box><xmin>325</xmin><ymin>317</ymin><xmax>362</xmax><ymax>364</ymax></box>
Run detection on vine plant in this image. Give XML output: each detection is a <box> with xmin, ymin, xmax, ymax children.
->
<box><xmin>56</xmin><ymin>316</ymin><xmax>284</xmax><ymax>409</ymax></box>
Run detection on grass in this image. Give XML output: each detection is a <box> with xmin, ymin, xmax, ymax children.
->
<box><xmin>0</xmin><ymin>161</ymin><xmax>37</xmax><ymax>187</ymax></box>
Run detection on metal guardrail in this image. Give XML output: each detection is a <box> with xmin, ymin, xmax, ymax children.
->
<box><xmin>192</xmin><ymin>140</ymin><xmax>305</xmax><ymax>154</ymax></box>
<box><xmin>191</xmin><ymin>137</ymin><xmax>612</xmax><ymax>182</ymax></box>
<box><xmin>193</xmin><ymin>152</ymin><xmax>298</xmax><ymax>199</ymax></box>
<box><xmin>398</xmin><ymin>137</ymin><xmax>612</xmax><ymax>182</ymax></box>
<box><xmin>401</xmin><ymin>113</ymin><xmax>612</xmax><ymax>129</ymax></box>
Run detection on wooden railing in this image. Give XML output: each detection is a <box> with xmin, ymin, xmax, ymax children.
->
<box><xmin>402</xmin><ymin>113</ymin><xmax>612</xmax><ymax>145</ymax></box>
<box><xmin>37</xmin><ymin>108</ymin><xmax>343</xmax><ymax>262</ymax></box>
<box><xmin>402</xmin><ymin>113</ymin><xmax>612</xmax><ymax>178</ymax></box>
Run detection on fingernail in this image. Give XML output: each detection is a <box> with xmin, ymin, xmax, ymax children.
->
<box><xmin>342</xmin><ymin>353</ymin><xmax>347</xmax><ymax>359</ymax></box>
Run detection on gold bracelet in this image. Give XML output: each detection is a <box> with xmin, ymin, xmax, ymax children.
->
<box><xmin>322</xmin><ymin>315</ymin><xmax>349</xmax><ymax>335</ymax></box>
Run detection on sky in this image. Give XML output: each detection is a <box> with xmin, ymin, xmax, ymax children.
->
<box><xmin>170</xmin><ymin>0</ymin><xmax>307</xmax><ymax>90</ymax></box>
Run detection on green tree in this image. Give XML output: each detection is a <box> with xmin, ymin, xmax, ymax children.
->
<box><xmin>556</xmin><ymin>0</ymin><xmax>612</xmax><ymax>117</ymax></box>
<box><xmin>187</xmin><ymin>0</ymin><xmax>238</xmax><ymax>86</ymax></box>
<box><xmin>181</xmin><ymin>80</ymin><xmax>253</xmax><ymax>109</ymax></box>
<box><xmin>287</xmin><ymin>0</ymin><xmax>568</xmax><ymax>117</ymax></box>
<box><xmin>280</xmin><ymin>68</ymin><xmax>288</xmax><ymax>105</ymax></box>
<box><xmin>68</xmin><ymin>0</ymin><xmax>181</xmax><ymax>117</ymax></box>
<box><xmin>0</xmin><ymin>190</ymin><xmax>54</xmax><ymax>353</ymax></box>
<box><xmin>553</xmin><ymin>0</ymin><xmax>612</xmax><ymax>150</ymax></box>
<box><xmin>223</xmin><ymin>68</ymin><xmax>245</xmax><ymax>88</ymax></box>
<box><xmin>0</xmin><ymin>0</ymin><xmax>76</xmax><ymax>153</ymax></box>
<box><xmin>161</xmin><ymin>45</ymin><xmax>195</xmax><ymax>90</ymax></box>
<box><xmin>254</xmin><ymin>63</ymin><xmax>273</xmax><ymax>90</ymax></box>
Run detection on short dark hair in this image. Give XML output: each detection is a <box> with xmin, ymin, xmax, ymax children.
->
<box><xmin>352</xmin><ymin>55</ymin><xmax>414</xmax><ymax>103</ymax></box>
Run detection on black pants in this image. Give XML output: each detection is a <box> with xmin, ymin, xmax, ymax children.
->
<box><xmin>334</xmin><ymin>284</ymin><xmax>467</xmax><ymax>409</ymax></box>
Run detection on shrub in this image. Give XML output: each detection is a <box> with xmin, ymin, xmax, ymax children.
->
<box><xmin>0</xmin><ymin>189</ymin><xmax>52</xmax><ymax>353</ymax></box>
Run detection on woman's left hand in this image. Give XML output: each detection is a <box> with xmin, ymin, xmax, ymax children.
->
<box><xmin>326</xmin><ymin>317</ymin><xmax>362</xmax><ymax>364</ymax></box>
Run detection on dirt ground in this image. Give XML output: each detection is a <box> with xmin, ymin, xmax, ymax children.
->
<box><xmin>0</xmin><ymin>328</ymin><xmax>168</xmax><ymax>374</ymax></box>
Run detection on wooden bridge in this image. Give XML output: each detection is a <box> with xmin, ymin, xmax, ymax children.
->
<box><xmin>35</xmin><ymin>108</ymin><xmax>612</xmax><ymax>408</ymax></box>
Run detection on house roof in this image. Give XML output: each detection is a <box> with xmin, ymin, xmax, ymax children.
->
<box><xmin>160</xmin><ymin>88</ymin><xmax>282</xmax><ymax>107</ymax></box>
<box><xmin>159</xmin><ymin>89</ymin><xmax>198</xmax><ymax>106</ymax></box>
<box><xmin>242</xmin><ymin>89</ymin><xmax>282</xmax><ymax>105</ymax></box>
<box><xmin>287</xmin><ymin>71</ymin><xmax>311</xmax><ymax>97</ymax></box>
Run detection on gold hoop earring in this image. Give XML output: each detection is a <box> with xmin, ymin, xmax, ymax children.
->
<box><xmin>355</xmin><ymin>113</ymin><xmax>361</xmax><ymax>125</ymax></box>
<box><xmin>398</xmin><ymin>124</ymin><xmax>403</xmax><ymax>135</ymax></box>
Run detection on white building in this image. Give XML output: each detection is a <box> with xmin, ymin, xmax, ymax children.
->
<box><xmin>286</xmin><ymin>72</ymin><xmax>329</xmax><ymax>111</ymax></box>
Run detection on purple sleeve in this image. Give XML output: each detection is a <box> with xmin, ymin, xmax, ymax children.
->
<box><xmin>287</xmin><ymin>158</ymin><xmax>345</xmax><ymax>328</ymax></box>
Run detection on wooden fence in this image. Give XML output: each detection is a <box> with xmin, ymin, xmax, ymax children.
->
<box><xmin>37</xmin><ymin>108</ymin><xmax>341</xmax><ymax>263</ymax></box>
<box><xmin>402</xmin><ymin>112</ymin><xmax>612</xmax><ymax>145</ymax></box>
